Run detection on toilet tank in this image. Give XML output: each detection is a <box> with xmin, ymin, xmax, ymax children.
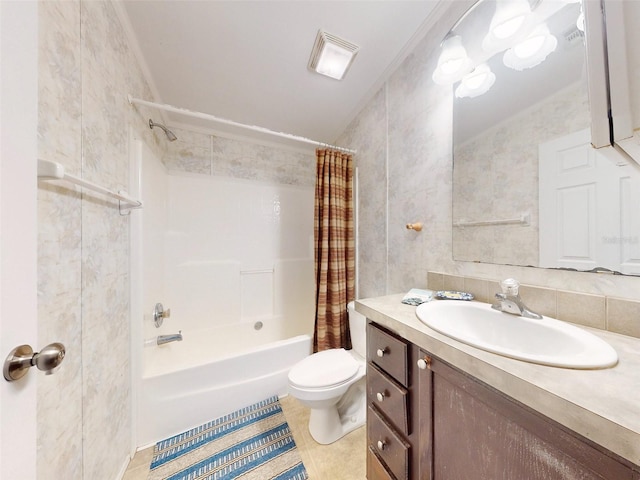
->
<box><xmin>347</xmin><ymin>301</ymin><xmax>367</xmax><ymax>357</ymax></box>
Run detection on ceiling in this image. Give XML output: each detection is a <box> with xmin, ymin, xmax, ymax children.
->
<box><xmin>120</xmin><ymin>1</ymin><xmax>442</xmax><ymax>149</ymax></box>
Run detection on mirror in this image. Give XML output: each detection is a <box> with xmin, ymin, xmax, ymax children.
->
<box><xmin>449</xmin><ymin>0</ymin><xmax>640</xmax><ymax>275</ymax></box>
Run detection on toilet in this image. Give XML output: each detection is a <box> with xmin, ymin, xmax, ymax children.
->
<box><xmin>287</xmin><ymin>301</ymin><xmax>367</xmax><ymax>444</ymax></box>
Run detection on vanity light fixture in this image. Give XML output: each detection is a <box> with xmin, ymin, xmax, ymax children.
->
<box><xmin>503</xmin><ymin>23</ymin><xmax>557</xmax><ymax>70</ymax></box>
<box><xmin>455</xmin><ymin>63</ymin><xmax>496</xmax><ymax>98</ymax></box>
<box><xmin>482</xmin><ymin>0</ymin><xmax>532</xmax><ymax>54</ymax></box>
<box><xmin>308</xmin><ymin>29</ymin><xmax>359</xmax><ymax>80</ymax></box>
<box><xmin>432</xmin><ymin>0</ymin><xmax>579</xmax><ymax>98</ymax></box>
<box><xmin>432</xmin><ymin>34</ymin><xmax>474</xmax><ymax>85</ymax></box>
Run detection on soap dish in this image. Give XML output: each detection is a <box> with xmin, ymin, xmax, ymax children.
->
<box><xmin>435</xmin><ymin>290</ymin><xmax>474</xmax><ymax>301</ymax></box>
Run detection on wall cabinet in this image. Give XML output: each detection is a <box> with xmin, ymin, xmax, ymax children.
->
<box><xmin>366</xmin><ymin>322</ymin><xmax>639</xmax><ymax>479</ymax></box>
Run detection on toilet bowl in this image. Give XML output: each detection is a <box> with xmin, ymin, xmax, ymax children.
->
<box><xmin>287</xmin><ymin>302</ymin><xmax>367</xmax><ymax>445</ymax></box>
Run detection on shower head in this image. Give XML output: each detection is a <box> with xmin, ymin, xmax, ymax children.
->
<box><xmin>149</xmin><ymin>119</ymin><xmax>177</xmax><ymax>142</ymax></box>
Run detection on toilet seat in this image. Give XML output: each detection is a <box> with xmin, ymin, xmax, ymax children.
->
<box><xmin>288</xmin><ymin>348</ymin><xmax>360</xmax><ymax>390</ymax></box>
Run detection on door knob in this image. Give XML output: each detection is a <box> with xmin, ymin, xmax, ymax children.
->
<box><xmin>3</xmin><ymin>342</ymin><xmax>65</xmax><ymax>382</ymax></box>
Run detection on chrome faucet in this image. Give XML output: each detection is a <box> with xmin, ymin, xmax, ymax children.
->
<box><xmin>491</xmin><ymin>279</ymin><xmax>542</xmax><ymax>319</ymax></box>
<box><xmin>156</xmin><ymin>331</ymin><xmax>183</xmax><ymax>346</ymax></box>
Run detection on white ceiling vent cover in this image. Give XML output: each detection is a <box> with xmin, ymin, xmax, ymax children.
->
<box><xmin>308</xmin><ymin>29</ymin><xmax>359</xmax><ymax>80</ymax></box>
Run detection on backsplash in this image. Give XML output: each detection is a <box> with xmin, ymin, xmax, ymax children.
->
<box><xmin>427</xmin><ymin>272</ymin><xmax>640</xmax><ymax>339</ymax></box>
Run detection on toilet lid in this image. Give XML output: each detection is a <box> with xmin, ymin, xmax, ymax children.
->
<box><xmin>289</xmin><ymin>348</ymin><xmax>360</xmax><ymax>389</ymax></box>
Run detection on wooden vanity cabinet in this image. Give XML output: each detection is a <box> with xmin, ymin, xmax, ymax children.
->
<box><xmin>418</xmin><ymin>350</ymin><xmax>638</xmax><ymax>480</ymax></box>
<box><xmin>366</xmin><ymin>321</ymin><xmax>639</xmax><ymax>480</ymax></box>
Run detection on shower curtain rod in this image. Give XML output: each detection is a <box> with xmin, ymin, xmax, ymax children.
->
<box><xmin>128</xmin><ymin>95</ymin><xmax>357</xmax><ymax>154</ymax></box>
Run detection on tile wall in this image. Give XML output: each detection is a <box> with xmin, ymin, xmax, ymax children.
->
<box><xmin>37</xmin><ymin>1</ymin><xmax>164</xmax><ymax>478</ymax></box>
<box><xmin>162</xmin><ymin>126</ymin><xmax>315</xmax><ymax>187</ymax></box>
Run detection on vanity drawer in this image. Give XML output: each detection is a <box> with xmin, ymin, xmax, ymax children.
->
<box><xmin>367</xmin><ymin>323</ymin><xmax>409</xmax><ymax>387</ymax></box>
<box><xmin>367</xmin><ymin>446</ymin><xmax>396</xmax><ymax>480</ymax></box>
<box><xmin>368</xmin><ymin>405</ymin><xmax>410</xmax><ymax>480</ymax></box>
<box><xmin>367</xmin><ymin>362</ymin><xmax>409</xmax><ymax>435</ymax></box>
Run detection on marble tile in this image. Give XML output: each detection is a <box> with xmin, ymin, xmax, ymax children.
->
<box><xmin>164</xmin><ymin>143</ymin><xmax>211</xmax><ymax>174</ymax></box>
<box><xmin>557</xmin><ymin>290</ymin><xmax>606</xmax><ymax>329</ymax></box>
<box><xmin>442</xmin><ymin>274</ymin><xmax>465</xmax><ymax>292</ymax></box>
<box><xmin>38</xmin><ymin>1</ymin><xmax>162</xmax><ymax>478</ymax></box>
<box><xmin>519</xmin><ymin>285</ymin><xmax>557</xmax><ymax>319</ymax></box>
<box><xmin>606</xmin><ymin>297</ymin><xmax>640</xmax><ymax>338</ymax></box>
<box><xmin>427</xmin><ymin>272</ymin><xmax>444</xmax><ymax>291</ymax></box>
<box><xmin>463</xmin><ymin>277</ymin><xmax>492</xmax><ymax>304</ymax></box>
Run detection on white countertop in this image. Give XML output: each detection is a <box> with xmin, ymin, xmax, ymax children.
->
<box><xmin>356</xmin><ymin>294</ymin><xmax>640</xmax><ymax>467</ymax></box>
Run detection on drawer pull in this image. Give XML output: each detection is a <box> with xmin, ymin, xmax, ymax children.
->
<box><xmin>417</xmin><ymin>356</ymin><xmax>431</xmax><ymax>370</ymax></box>
<box><xmin>377</xmin><ymin>440</ymin><xmax>387</xmax><ymax>451</ymax></box>
<box><xmin>376</xmin><ymin>347</ymin><xmax>387</xmax><ymax>358</ymax></box>
<box><xmin>376</xmin><ymin>392</ymin><xmax>386</xmax><ymax>402</ymax></box>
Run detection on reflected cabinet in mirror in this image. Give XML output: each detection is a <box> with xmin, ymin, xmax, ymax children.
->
<box><xmin>446</xmin><ymin>0</ymin><xmax>640</xmax><ymax>275</ymax></box>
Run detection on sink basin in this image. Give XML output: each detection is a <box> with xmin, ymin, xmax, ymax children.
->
<box><xmin>415</xmin><ymin>301</ymin><xmax>618</xmax><ymax>369</ymax></box>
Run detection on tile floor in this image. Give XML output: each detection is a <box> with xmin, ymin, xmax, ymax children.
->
<box><xmin>122</xmin><ymin>395</ymin><xmax>367</xmax><ymax>480</ymax></box>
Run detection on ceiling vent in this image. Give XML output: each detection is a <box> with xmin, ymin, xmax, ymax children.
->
<box><xmin>308</xmin><ymin>29</ymin><xmax>359</xmax><ymax>81</ymax></box>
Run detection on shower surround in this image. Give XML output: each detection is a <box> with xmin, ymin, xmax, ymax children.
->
<box><xmin>133</xmin><ymin>136</ymin><xmax>316</xmax><ymax>444</ymax></box>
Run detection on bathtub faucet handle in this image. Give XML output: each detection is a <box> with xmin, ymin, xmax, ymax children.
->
<box><xmin>153</xmin><ymin>303</ymin><xmax>171</xmax><ymax>328</ymax></box>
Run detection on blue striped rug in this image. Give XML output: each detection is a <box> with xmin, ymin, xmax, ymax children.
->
<box><xmin>148</xmin><ymin>396</ymin><xmax>308</xmax><ymax>480</ymax></box>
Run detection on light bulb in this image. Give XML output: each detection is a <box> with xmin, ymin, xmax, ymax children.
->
<box><xmin>441</xmin><ymin>58</ymin><xmax>465</xmax><ymax>75</ymax></box>
<box><xmin>482</xmin><ymin>0</ymin><xmax>532</xmax><ymax>54</ymax></box>
<box><xmin>455</xmin><ymin>63</ymin><xmax>496</xmax><ymax>98</ymax></box>
<box><xmin>493</xmin><ymin>14</ymin><xmax>527</xmax><ymax>39</ymax></box>
<box><xmin>432</xmin><ymin>35</ymin><xmax>473</xmax><ymax>85</ymax></box>
<box><xmin>513</xmin><ymin>34</ymin><xmax>546</xmax><ymax>58</ymax></box>
<box><xmin>503</xmin><ymin>24</ymin><xmax>557</xmax><ymax>71</ymax></box>
<box><xmin>465</xmin><ymin>71</ymin><xmax>489</xmax><ymax>90</ymax></box>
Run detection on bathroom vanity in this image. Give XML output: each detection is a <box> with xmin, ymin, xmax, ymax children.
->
<box><xmin>359</xmin><ymin>295</ymin><xmax>640</xmax><ymax>480</ymax></box>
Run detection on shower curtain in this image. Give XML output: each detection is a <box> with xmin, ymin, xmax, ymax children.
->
<box><xmin>313</xmin><ymin>148</ymin><xmax>355</xmax><ymax>352</ymax></box>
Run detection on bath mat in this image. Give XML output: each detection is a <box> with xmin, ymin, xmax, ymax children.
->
<box><xmin>147</xmin><ymin>396</ymin><xmax>308</xmax><ymax>480</ymax></box>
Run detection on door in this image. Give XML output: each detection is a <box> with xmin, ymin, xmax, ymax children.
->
<box><xmin>539</xmin><ymin>129</ymin><xmax>640</xmax><ymax>274</ymax></box>
<box><xmin>0</xmin><ymin>1</ymin><xmax>39</xmax><ymax>478</ymax></box>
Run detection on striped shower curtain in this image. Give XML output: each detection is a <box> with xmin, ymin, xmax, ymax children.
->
<box><xmin>313</xmin><ymin>148</ymin><xmax>355</xmax><ymax>352</ymax></box>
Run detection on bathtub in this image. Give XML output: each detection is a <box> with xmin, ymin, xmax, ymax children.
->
<box><xmin>137</xmin><ymin>321</ymin><xmax>312</xmax><ymax>447</ymax></box>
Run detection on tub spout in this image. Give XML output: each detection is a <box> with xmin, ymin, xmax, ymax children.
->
<box><xmin>157</xmin><ymin>331</ymin><xmax>183</xmax><ymax>346</ymax></box>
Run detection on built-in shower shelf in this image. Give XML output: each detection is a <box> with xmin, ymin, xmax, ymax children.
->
<box><xmin>37</xmin><ymin>159</ymin><xmax>142</xmax><ymax>214</ymax></box>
